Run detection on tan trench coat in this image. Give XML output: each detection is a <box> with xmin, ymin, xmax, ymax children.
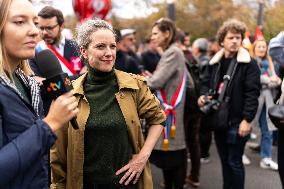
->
<box><xmin>50</xmin><ymin>70</ymin><xmax>166</xmax><ymax>189</ymax></box>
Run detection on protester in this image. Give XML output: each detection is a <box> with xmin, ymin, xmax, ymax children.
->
<box><xmin>115</xmin><ymin>29</ymin><xmax>142</xmax><ymax>74</ymax></box>
<box><xmin>146</xmin><ymin>17</ymin><xmax>190</xmax><ymax>189</ymax></box>
<box><xmin>119</xmin><ymin>28</ymin><xmax>140</xmax><ymax>63</ymax></box>
<box><xmin>269</xmin><ymin>31</ymin><xmax>284</xmax><ymax>79</ymax></box>
<box><xmin>207</xmin><ymin>37</ymin><xmax>221</xmax><ymax>58</ymax></box>
<box><xmin>198</xmin><ymin>19</ymin><xmax>260</xmax><ymax>189</ymax></box>
<box><xmin>0</xmin><ymin>0</ymin><xmax>78</xmax><ymax>188</ymax></box>
<box><xmin>177</xmin><ymin>34</ymin><xmax>202</xmax><ymax>187</ymax></box>
<box><xmin>191</xmin><ymin>38</ymin><xmax>213</xmax><ymax>166</ymax></box>
<box><xmin>30</xmin><ymin>6</ymin><xmax>84</xmax><ymax>77</ymax></box>
<box><xmin>192</xmin><ymin>38</ymin><xmax>210</xmax><ymax>82</ymax></box>
<box><xmin>141</xmin><ymin>36</ymin><xmax>161</xmax><ymax>73</ymax></box>
<box><xmin>182</xmin><ymin>32</ymin><xmax>191</xmax><ymax>49</ymax></box>
<box><xmin>50</xmin><ymin>19</ymin><xmax>166</xmax><ymax>189</ymax></box>
<box><xmin>192</xmin><ymin>38</ymin><xmax>209</xmax><ymax>66</ymax></box>
<box><xmin>249</xmin><ymin>39</ymin><xmax>281</xmax><ymax>170</ymax></box>
<box><xmin>269</xmin><ymin>31</ymin><xmax>284</xmax><ymax>187</ymax></box>
<box><xmin>176</xmin><ymin>31</ymin><xmax>195</xmax><ymax>65</ymax></box>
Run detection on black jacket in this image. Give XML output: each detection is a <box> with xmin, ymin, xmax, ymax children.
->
<box><xmin>141</xmin><ymin>50</ymin><xmax>160</xmax><ymax>73</ymax></box>
<box><xmin>200</xmin><ymin>47</ymin><xmax>261</xmax><ymax>124</ymax></box>
<box><xmin>115</xmin><ymin>50</ymin><xmax>142</xmax><ymax>74</ymax></box>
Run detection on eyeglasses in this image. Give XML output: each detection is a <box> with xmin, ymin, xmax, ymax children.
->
<box><xmin>38</xmin><ymin>24</ymin><xmax>59</xmax><ymax>32</ymax></box>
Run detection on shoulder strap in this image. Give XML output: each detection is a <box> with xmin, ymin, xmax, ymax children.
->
<box><xmin>225</xmin><ymin>60</ymin><xmax>238</xmax><ymax>98</ymax></box>
<box><xmin>217</xmin><ymin>58</ymin><xmax>238</xmax><ymax>102</ymax></box>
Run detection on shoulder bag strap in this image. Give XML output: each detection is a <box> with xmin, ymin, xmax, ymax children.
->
<box><xmin>217</xmin><ymin>58</ymin><xmax>238</xmax><ymax>102</ymax></box>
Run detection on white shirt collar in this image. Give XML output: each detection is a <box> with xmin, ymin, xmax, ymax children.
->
<box><xmin>55</xmin><ymin>35</ymin><xmax>65</xmax><ymax>48</ymax></box>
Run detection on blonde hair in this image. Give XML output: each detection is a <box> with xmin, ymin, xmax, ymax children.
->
<box><xmin>252</xmin><ymin>39</ymin><xmax>276</xmax><ymax>76</ymax></box>
<box><xmin>0</xmin><ymin>0</ymin><xmax>33</xmax><ymax>79</ymax></box>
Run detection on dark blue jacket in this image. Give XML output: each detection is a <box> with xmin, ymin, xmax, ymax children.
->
<box><xmin>0</xmin><ymin>81</ymin><xmax>56</xmax><ymax>189</ymax></box>
<box><xmin>141</xmin><ymin>50</ymin><xmax>160</xmax><ymax>73</ymax></box>
<box><xmin>115</xmin><ymin>50</ymin><xmax>142</xmax><ymax>74</ymax></box>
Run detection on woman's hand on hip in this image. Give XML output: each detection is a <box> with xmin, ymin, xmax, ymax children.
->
<box><xmin>116</xmin><ymin>153</ymin><xmax>150</xmax><ymax>185</ymax></box>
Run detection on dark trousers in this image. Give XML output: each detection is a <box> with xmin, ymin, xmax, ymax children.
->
<box><xmin>278</xmin><ymin>129</ymin><xmax>284</xmax><ymax>187</ymax></box>
<box><xmin>214</xmin><ymin>129</ymin><xmax>248</xmax><ymax>189</ymax></box>
<box><xmin>162</xmin><ymin>166</ymin><xmax>187</xmax><ymax>189</ymax></box>
<box><xmin>184</xmin><ymin>113</ymin><xmax>201</xmax><ymax>180</ymax></box>
<box><xmin>200</xmin><ymin>118</ymin><xmax>212</xmax><ymax>158</ymax></box>
<box><xmin>150</xmin><ymin>149</ymin><xmax>187</xmax><ymax>189</ymax></box>
<box><xmin>162</xmin><ymin>150</ymin><xmax>187</xmax><ymax>189</ymax></box>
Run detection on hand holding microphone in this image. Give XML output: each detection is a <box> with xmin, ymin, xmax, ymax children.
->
<box><xmin>36</xmin><ymin>49</ymin><xmax>80</xmax><ymax>130</ymax></box>
<box><xmin>43</xmin><ymin>91</ymin><xmax>79</xmax><ymax>132</ymax></box>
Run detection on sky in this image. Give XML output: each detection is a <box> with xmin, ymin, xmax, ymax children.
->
<box><xmin>32</xmin><ymin>0</ymin><xmax>278</xmax><ymax>19</ymax></box>
<box><xmin>32</xmin><ymin>0</ymin><xmax>163</xmax><ymax>19</ymax></box>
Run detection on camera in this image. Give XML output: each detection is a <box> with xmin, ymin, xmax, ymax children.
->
<box><xmin>200</xmin><ymin>96</ymin><xmax>220</xmax><ymax>115</ymax></box>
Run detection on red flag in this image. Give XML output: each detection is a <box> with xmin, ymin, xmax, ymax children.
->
<box><xmin>255</xmin><ymin>25</ymin><xmax>264</xmax><ymax>41</ymax></box>
<box><xmin>242</xmin><ymin>31</ymin><xmax>253</xmax><ymax>54</ymax></box>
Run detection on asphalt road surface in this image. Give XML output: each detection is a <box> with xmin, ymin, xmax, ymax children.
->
<box><xmin>151</xmin><ymin>139</ymin><xmax>281</xmax><ymax>189</ymax></box>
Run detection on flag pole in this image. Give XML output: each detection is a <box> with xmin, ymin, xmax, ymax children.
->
<box><xmin>257</xmin><ymin>0</ymin><xmax>264</xmax><ymax>31</ymax></box>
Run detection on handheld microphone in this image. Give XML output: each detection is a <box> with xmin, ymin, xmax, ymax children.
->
<box><xmin>34</xmin><ymin>48</ymin><xmax>63</xmax><ymax>78</ymax></box>
<box><xmin>36</xmin><ymin>49</ymin><xmax>79</xmax><ymax>129</ymax></box>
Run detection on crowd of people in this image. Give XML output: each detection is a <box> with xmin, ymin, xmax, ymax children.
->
<box><xmin>1</xmin><ymin>0</ymin><xmax>284</xmax><ymax>189</ymax></box>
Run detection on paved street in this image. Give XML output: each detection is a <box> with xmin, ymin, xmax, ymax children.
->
<box><xmin>151</xmin><ymin>140</ymin><xmax>281</xmax><ymax>189</ymax></box>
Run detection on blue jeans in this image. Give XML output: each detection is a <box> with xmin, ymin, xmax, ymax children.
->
<box><xmin>259</xmin><ymin>105</ymin><xmax>273</xmax><ymax>158</ymax></box>
<box><xmin>215</xmin><ymin>127</ymin><xmax>248</xmax><ymax>189</ymax></box>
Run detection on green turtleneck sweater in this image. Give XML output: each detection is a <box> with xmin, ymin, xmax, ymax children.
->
<box><xmin>83</xmin><ymin>66</ymin><xmax>133</xmax><ymax>184</ymax></box>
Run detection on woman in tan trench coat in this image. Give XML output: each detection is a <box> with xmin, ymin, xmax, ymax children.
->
<box><xmin>50</xmin><ymin>19</ymin><xmax>166</xmax><ymax>189</ymax></box>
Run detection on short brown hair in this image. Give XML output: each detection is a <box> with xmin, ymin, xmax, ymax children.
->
<box><xmin>216</xmin><ymin>19</ymin><xmax>247</xmax><ymax>46</ymax></box>
<box><xmin>153</xmin><ymin>17</ymin><xmax>176</xmax><ymax>48</ymax></box>
<box><xmin>38</xmin><ymin>6</ymin><xmax>64</xmax><ymax>26</ymax></box>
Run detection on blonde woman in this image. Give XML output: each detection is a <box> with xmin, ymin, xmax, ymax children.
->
<box><xmin>0</xmin><ymin>0</ymin><xmax>78</xmax><ymax>188</ymax></box>
<box><xmin>250</xmin><ymin>39</ymin><xmax>281</xmax><ymax>170</ymax></box>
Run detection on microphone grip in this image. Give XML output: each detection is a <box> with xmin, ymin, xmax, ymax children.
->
<box><xmin>70</xmin><ymin>117</ymin><xmax>79</xmax><ymax>130</ymax></box>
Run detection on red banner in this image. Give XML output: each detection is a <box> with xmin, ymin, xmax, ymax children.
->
<box><xmin>72</xmin><ymin>0</ymin><xmax>111</xmax><ymax>22</ymax></box>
